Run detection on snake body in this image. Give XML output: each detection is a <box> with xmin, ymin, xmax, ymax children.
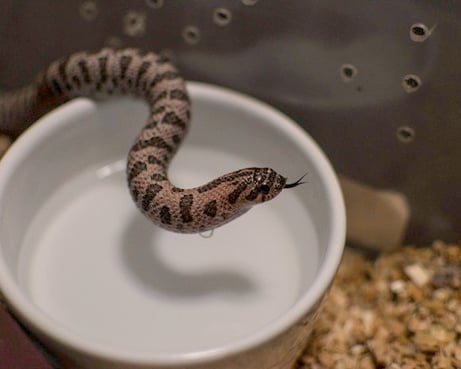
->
<box><xmin>0</xmin><ymin>48</ymin><xmax>300</xmax><ymax>233</ymax></box>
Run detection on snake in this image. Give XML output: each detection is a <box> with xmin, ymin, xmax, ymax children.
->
<box><xmin>0</xmin><ymin>48</ymin><xmax>304</xmax><ymax>233</ymax></box>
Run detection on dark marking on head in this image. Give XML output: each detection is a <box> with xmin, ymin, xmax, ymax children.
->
<box><xmin>245</xmin><ymin>189</ymin><xmax>259</xmax><ymax>201</ymax></box>
<box><xmin>119</xmin><ymin>55</ymin><xmax>133</xmax><ymax>80</ymax></box>
<box><xmin>127</xmin><ymin>161</ymin><xmax>147</xmax><ymax>182</ymax></box>
<box><xmin>159</xmin><ymin>206</ymin><xmax>172</xmax><ymax>224</ymax></box>
<box><xmin>197</xmin><ymin>170</ymin><xmax>253</xmax><ymax>193</ymax></box>
<box><xmin>132</xmin><ymin>136</ymin><xmax>173</xmax><ymax>153</ymax></box>
<box><xmin>141</xmin><ymin>183</ymin><xmax>163</xmax><ymax>212</ymax></box>
<box><xmin>179</xmin><ymin>194</ymin><xmax>194</xmax><ymax>223</ymax></box>
<box><xmin>203</xmin><ymin>200</ymin><xmax>217</xmax><ymax>218</ymax></box>
<box><xmin>228</xmin><ymin>182</ymin><xmax>249</xmax><ymax>204</ymax></box>
<box><xmin>77</xmin><ymin>60</ymin><xmax>91</xmax><ymax>84</ymax></box>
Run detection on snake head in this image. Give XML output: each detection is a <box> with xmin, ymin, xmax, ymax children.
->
<box><xmin>239</xmin><ymin>168</ymin><xmax>287</xmax><ymax>205</ymax></box>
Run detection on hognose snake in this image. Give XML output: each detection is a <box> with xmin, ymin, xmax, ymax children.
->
<box><xmin>0</xmin><ymin>48</ymin><xmax>304</xmax><ymax>233</ymax></box>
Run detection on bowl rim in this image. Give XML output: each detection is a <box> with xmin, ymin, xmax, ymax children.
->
<box><xmin>0</xmin><ymin>81</ymin><xmax>345</xmax><ymax>366</ymax></box>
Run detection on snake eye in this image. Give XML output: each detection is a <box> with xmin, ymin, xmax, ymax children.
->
<box><xmin>258</xmin><ymin>184</ymin><xmax>270</xmax><ymax>194</ymax></box>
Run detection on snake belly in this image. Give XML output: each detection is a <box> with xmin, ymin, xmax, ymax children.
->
<box><xmin>0</xmin><ymin>48</ymin><xmax>291</xmax><ymax>233</ymax></box>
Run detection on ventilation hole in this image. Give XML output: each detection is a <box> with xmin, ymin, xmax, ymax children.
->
<box><xmin>213</xmin><ymin>7</ymin><xmax>232</xmax><ymax>26</ymax></box>
<box><xmin>79</xmin><ymin>1</ymin><xmax>98</xmax><ymax>21</ymax></box>
<box><xmin>410</xmin><ymin>23</ymin><xmax>432</xmax><ymax>42</ymax></box>
<box><xmin>182</xmin><ymin>26</ymin><xmax>201</xmax><ymax>45</ymax></box>
<box><xmin>123</xmin><ymin>11</ymin><xmax>147</xmax><ymax>37</ymax></box>
<box><xmin>402</xmin><ymin>74</ymin><xmax>422</xmax><ymax>93</ymax></box>
<box><xmin>241</xmin><ymin>0</ymin><xmax>258</xmax><ymax>5</ymax></box>
<box><xmin>105</xmin><ymin>36</ymin><xmax>123</xmax><ymax>48</ymax></box>
<box><xmin>145</xmin><ymin>0</ymin><xmax>164</xmax><ymax>9</ymax></box>
<box><xmin>340</xmin><ymin>64</ymin><xmax>358</xmax><ymax>82</ymax></box>
<box><xmin>397</xmin><ymin>126</ymin><xmax>416</xmax><ymax>143</ymax></box>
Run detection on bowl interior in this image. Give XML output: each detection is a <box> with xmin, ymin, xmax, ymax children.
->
<box><xmin>0</xmin><ymin>82</ymin><xmax>344</xmax><ymax>361</ymax></box>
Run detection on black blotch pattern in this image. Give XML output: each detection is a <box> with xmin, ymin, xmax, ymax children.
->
<box><xmin>162</xmin><ymin>111</ymin><xmax>186</xmax><ymax>129</ymax></box>
<box><xmin>203</xmin><ymin>200</ymin><xmax>217</xmax><ymax>218</ymax></box>
<box><xmin>135</xmin><ymin>61</ymin><xmax>152</xmax><ymax>88</ymax></box>
<box><xmin>147</xmin><ymin>155</ymin><xmax>166</xmax><ymax>167</ymax></box>
<box><xmin>197</xmin><ymin>170</ymin><xmax>253</xmax><ymax>193</ymax></box>
<box><xmin>245</xmin><ymin>189</ymin><xmax>259</xmax><ymax>201</ymax></box>
<box><xmin>152</xmin><ymin>106</ymin><xmax>166</xmax><ymax>115</ymax></box>
<box><xmin>77</xmin><ymin>60</ymin><xmax>91</xmax><ymax>84</ymax></box>
<box><xmin>144</xmin><ymin>117</ymin><xmax>158</xmax><ymax>130</ymax></box>
<box><xmin>179</xmin><ymin>194</ymin><xmax>194</xmax><ymax>223</ymax></box>
<box><xmin>169</xmin><ymin>89</ymin><xmax>189</xmax><ymax>102</ymax></box>
<box><xmin>228</xmin><ymin>182</ymin><xmax>249</xmax><ymax>204</ymax></box>
<box><xmin>141</xmin><ymin>183</ymin><xmax>163</xmax><ymax>212</ymax></box>
<box><xmin>96</xmin><ymin>56</ymin><xmax>108</xmax><ymax>91</ymax></box>
<box><xmin>132</xmin><ymin>136</ymin><xmax>173</xmax><ymax>153</ymax></box>
<box><xmin>119</xmin><ymin>55</ymin><xmax>133</xmax><ymax>80</ymax></box>
<box><xmin>131</xmin><ymin>188</ymin><xmax>139</xmax><ymax>202</ymax></box>
<box><xmin>172</xmin><ymin>134</ymin><xmax>181</xmax><ymax>144</ymax></box>
<box><xmin>57</xmin><ymin>57</ymin><xmax>71</xmax><ymax>91</ymax></box>
<box><xmin>150</xmin><ymin>173</ymin><xmax>168</xmax><ymax>181</ymax></box>
<box><xmin>159</xmin><ymin>205</ymin><xmax>172</xmax><ymax>224</ymax></box>
<box><xmin>51</xmin><ymin>79</ymin><xmax>63</xmax><ymax>95</ymax></box>
<box><xmin>149</xmin><ymin>71</ymin><xmax>180</xmax><ymax>89</ymax></box>
<box><xmin>152</xmin><ymin>90</ymin><xmax>168</xmax><ymax>104</ymax></box>
<box><xmin>71</xmin><ymin>75</ymin><xmax>81</xmax><ymax>90</ymax></box>
<box><xmin>128</xmin><ymin>161</ymin><xmax>147</xmax><ymax>182</ymax></box>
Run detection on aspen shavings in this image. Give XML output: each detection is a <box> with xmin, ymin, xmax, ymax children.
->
<box><xmin>299</xmin><ymin>241</ymin><xmax>461</xmax><ymax>369</ymax></box>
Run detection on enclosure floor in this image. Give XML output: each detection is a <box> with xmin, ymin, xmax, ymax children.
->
<box><xmin>299</xmin><ymin>241</ymin><xmax>461</xmax><ymax>369</ymax></box>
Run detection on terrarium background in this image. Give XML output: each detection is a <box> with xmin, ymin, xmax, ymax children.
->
<box><xmin>1</xmin><ymin>0</ymin><xmax>460</xmax><ymax>244</ymax></box>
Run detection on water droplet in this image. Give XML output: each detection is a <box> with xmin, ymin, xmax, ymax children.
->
<box><xmin>199</xmin><ymin>229</ymin><xmax>214</xmax><ymax>239</ymax></box>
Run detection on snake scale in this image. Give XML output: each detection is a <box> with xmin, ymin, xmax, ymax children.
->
<box><xmin>0</xmin><ymin>48</ymin><xmax>303</xmax><ymax>233</ymax></box>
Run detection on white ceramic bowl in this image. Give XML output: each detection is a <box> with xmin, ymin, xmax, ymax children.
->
<box><xmin>0</xmin><ymin>82</ymin><xmax>345</xmax><ymax>369</ymax></box>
